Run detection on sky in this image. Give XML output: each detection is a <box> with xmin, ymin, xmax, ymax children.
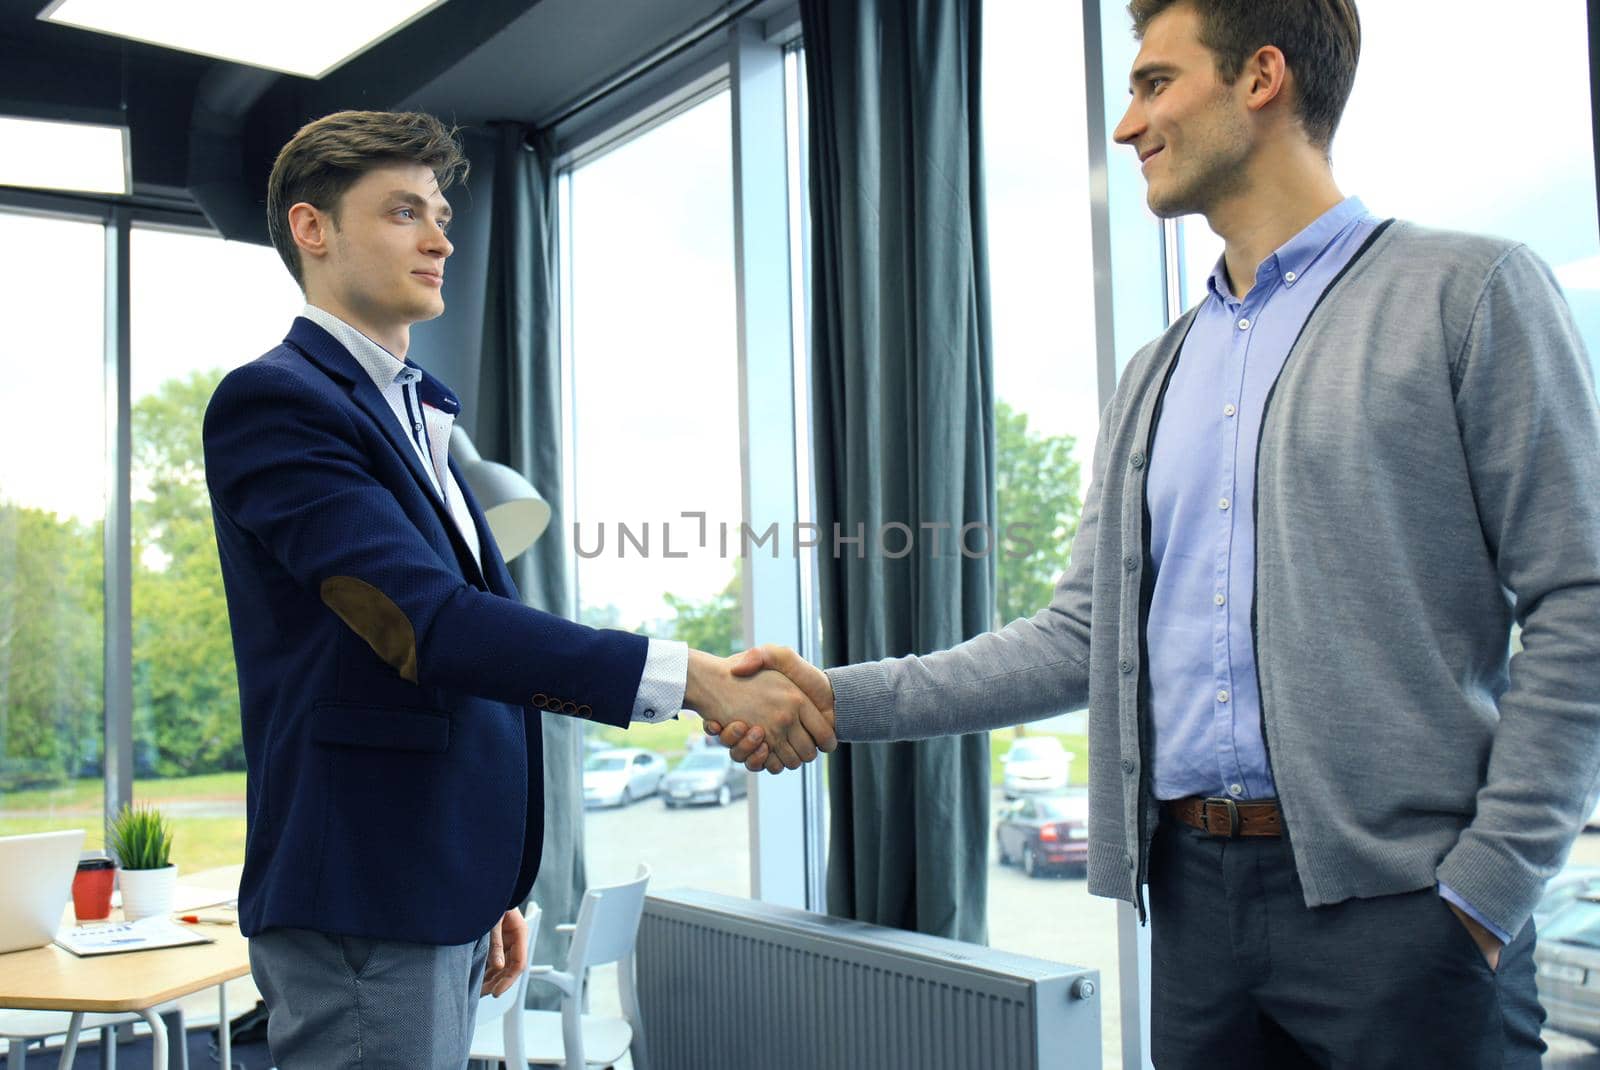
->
<box><xmin>3</xmin><ymin>0</ymin><xmax>1597</xmax><ymax>632</ymax></box>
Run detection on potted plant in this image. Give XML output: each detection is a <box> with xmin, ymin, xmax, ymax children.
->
<box><xmin>108</xmin><ymin>803</ymin><xmax>176</xmax><ymax>921</ymax></box>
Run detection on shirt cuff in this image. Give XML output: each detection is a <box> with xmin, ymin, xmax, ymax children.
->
<box><xmin>630</xmin><ymin>639</ymin><xmax>688</xmax><ymax>724</ymax></box>
<box><xmin>1438</xmin><ymin>881</ymin><xmax>1513</xmax><ymax>945</ymax></box>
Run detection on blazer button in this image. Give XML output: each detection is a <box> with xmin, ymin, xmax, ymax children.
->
<box><xmin>1130</xmin><ymin>451</ymin><xmax>1145</xmax><ymax>470</ymax></box>
<box><xmin>531</xmin><ymin>693</ymin><xmax>548</xmax><ymax>706</ymax></box>
<box><xmin>577</xmin><ymin>704</ymin><xmax>593</xmax><ymax>717</ymax></box>
<box><xmin>562</xmin><ymin>701</ymin><xmax>579</xmax><ymax>714</ymax></box>
<box><xmin>546</xmin><ymin>698</ymin><xmax>564</xmax><ymax>711</ymax></box>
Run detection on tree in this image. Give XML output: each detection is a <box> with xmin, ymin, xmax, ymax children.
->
<box><xmin>994</xmin><ymin>399</ymin><xmax>1082</xmax><ymax>627</ymax></box>
<box><xmin>130</xmin><ymin>370</ymin><xmax>242</xmax><ymax>776</ymax></box>
<box><xmin>0</xmin><ymin>504</ymin><xmax>104</xmax><ymax>788</ymax></box>
<box><xmin>663</xmin><ymin>571</ymin><xmax>742</xmax><ymax>657</ymax></box>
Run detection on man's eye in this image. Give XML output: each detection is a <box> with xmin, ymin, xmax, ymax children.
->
<box><xmin>1150</xmin><ymin>78</ymin><xmax>1168</xmax><ymax>94</ymax></box>
<box><xmin>397</xmin><ymin>207</ymin><xmax>416</xmax><ymax>220</ymax></box>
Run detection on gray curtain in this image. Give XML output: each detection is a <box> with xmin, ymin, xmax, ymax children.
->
<box><xmin>801</xmin><ymin>0</ymin><xmax>997</xmax><ymax>942</ymax></box>
<box><xmin>476</xmin><ymin>122</ymin><xmax>585</xmax><ymax>1004</ymax></box>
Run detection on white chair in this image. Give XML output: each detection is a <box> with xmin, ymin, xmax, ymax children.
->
<box><xmin>469</xmin><ymin>901</ymin><xmax>541</xmax><ymax>1069</ymax></box>
<box><xmin>1</xmin><ymin>1004</ymin><xmax>186</xmax><ymax>1069</ymax></box>
<box><xmin>468</xmin><ymin>865</ymin><xmax>651</xmax><ymax>1070</ymax></box>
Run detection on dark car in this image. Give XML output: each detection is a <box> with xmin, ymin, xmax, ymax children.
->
<box><xmin>995</xmin><ymin>790</ymin><xmax>1089</xmax><ymax>878</ymax></box>
<box><xmin>660</xmin><ymin>748</ymin><xmax>748</xmax><ymax>808</ymax></box>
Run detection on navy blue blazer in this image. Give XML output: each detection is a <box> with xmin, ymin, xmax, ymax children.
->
<box><xmin>204</xmin><ymin>317</ymin><xmax>647</xmax><ymax>944</ymax></box>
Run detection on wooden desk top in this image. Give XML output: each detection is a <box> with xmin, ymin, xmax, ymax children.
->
<box><xmin>0</xmin><ymin>866</ymin><xmax>250</xmax><ymax>1013</ymax></box>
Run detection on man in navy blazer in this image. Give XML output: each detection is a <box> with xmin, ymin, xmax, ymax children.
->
<box><xmin>204</xmin><ymin>111</ymin><xmax>836</xmax><ymax>1068</ymax></box>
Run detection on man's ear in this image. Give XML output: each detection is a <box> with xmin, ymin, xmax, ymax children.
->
<box><xmin>287</xmin><ymin>202</ymin><xmax>332</xmax><ymax>266</ymax></box>
<box><xmin>1241</xmin><ymin>44</ymin><xmax>1290</xmax><ymax>114</ymax></box>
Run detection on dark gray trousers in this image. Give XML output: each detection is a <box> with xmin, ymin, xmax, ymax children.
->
<box><xmin>248</xmin><ymin>926</ymin><xmax>492</xmax><ymax>1069</ymax></box>
<box><xmin>1148</xmin><ymin>820</ymin><xmax>1547</xmax><ymax>1069</ymax></box>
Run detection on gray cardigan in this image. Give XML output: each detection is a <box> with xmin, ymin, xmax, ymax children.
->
<box><xmin>827</xmin><ymin>221</ymin><xmax>1600</xmax><ymax>937</ymax></box>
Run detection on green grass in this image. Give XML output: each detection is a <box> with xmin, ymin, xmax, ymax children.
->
<box><xmin>0</xmin><ymin>771</ymin><xmax>249</xmax><ymax>813</ymax></box>
<box><xmin>2</xmin><ymin>772</ymin><xmax>250</xmax><ymax>875</ymax></box>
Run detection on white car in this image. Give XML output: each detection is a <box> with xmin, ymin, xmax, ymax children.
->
<box><xmin>1001</xmin><ymin>737</ymin><xmax>1073</xmax><ymax>799</ymax></box>
<box><xmin>582</xmin><ymin>748</ymin><xmax>667</xmax><ymax>808</ymax></box>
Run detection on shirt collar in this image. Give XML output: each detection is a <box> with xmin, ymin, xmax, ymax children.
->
<box><xmin>1206</xmin><ymin>196</ymin><xmax>1370</xmax><ymax>302</ymax></box>
<box><xmin>299</xmin><ymin>303</ymin><xmax>419</xmax><ymax>390</ymax></box>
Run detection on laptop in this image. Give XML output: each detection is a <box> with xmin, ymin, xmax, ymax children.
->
<box><xmin>0</xmin><ymin>829</ymin><xmax>85</xmax><ymax>954</ymax></box>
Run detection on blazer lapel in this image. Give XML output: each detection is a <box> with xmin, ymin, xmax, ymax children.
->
<box><xmin>285</xmin><ymin>317</ymin><xmax>490</xmax><ymax>590</ymax></box>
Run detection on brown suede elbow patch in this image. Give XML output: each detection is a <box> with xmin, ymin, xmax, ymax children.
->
<box><xmin>319</xmin><ymin>576</ymin><xmax>419</xmax><ymax>683</ymax></box>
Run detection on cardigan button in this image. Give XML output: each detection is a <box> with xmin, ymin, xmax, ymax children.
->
<box><xmin>1123</xmin><ymin>554</ymin><xmax>1137</xmax><ymax>572</ymax></box>
<box><xmin>1121</xmin><ymin>758</ymin><xmax>1136</xmax><ymax>774</ymax></box>
<box><xmin>1130</xmin><ymin>451</ymin><xmax>1145</xmax><ymax>470</ymax></box>
<box><xmin>1119</xmin><ymin>658</ymin><xmax>1134</xmax><ymax>674</ymax></box>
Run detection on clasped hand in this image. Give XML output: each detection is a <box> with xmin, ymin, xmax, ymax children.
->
<box><xmin>690</xmin><ymin>645</ymin><xmax>836</xmax><ymax>774</ymax></box>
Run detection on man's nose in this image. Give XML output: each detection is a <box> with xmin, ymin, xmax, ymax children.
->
<box><xmin>424</xmin><ymin>225</ymin><xmax>452</xmax><ymax>258</ymax></box>
<box><xmin>1113</xmin><ymin>99</ymin><xmax>1142</xmax><ymax>147</ymax></box>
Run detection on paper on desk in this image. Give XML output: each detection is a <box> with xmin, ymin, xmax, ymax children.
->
<box><xmin>54</xmin><ymin>916</ymin><xmax>214</xmax><ymax>957</ymax></box>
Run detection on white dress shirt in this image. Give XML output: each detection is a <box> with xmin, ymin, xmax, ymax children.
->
<box><xmin>300</xmin><ymin>304</ymin><xmax>686</xmax><ymax>723</ymax></box>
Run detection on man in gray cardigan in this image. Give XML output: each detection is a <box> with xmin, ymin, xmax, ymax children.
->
<box><xmin>713</xmin><ymin>0</ymin><xmax>1600</xmax><ymax>1065</ymax></box>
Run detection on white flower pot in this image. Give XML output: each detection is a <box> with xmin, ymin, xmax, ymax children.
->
<box><xmin>119</xmin><ymin>864</ymin><xmax>178</xmax><ymax>921</ymax></box>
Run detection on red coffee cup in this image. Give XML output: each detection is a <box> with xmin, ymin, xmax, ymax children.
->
<box><xmin>72</xmin><ymin>857</ymin><xmax>117</xmax><ymax>921</ymax></box>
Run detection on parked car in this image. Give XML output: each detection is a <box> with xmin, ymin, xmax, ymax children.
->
<box><xmin>582</xmin><ymin>748</ymin><xmax>667</xmax><ymax>808</ymax></box>
<box><xmin>1534</xmin><ymin>888</ymin><xmax>1600</xmax><ymax>1044</ymax></box>
<box><xmin>1001</xmin><ymin>736</ymin><xmax>1072</xmax><ymax>798</ymax></box>
<box><xmin>660</xmin><ymin>749</ymin><xmax>748</xmax><ymax>808</ymax></box>
<box><xmin>995</xmin><ymin>790</ymin><xmax>1090</xmax><ymax>877</ymax></box>
<box><xmin>1536</xmin><ymin>867</ymin><xmax>1600</xmax><ymax>929</ymax></box>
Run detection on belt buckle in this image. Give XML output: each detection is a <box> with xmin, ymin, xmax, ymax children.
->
<box><xmin>1200</xmin><ymin>796</ymin><xmax>1240</xmax><ymax>837</ymax></box>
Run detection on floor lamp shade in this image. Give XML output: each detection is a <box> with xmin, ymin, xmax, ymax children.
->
<box><xmin>449</xmin><ymin>426</ymin><xmax>552</xmax><ymax>562</ymax></box>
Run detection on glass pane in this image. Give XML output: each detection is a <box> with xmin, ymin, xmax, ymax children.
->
<box><xmin>0</xmin><ymin>211</ymin><xmax>107</xmax><ymax>853</ymax></box>
<box><xmin>1179</xmin><ymin>0</ymin><xmax>1600</xmax><ymax>366</ymax></box>
<box><xmin>567</xmin><ymin>92</ymin><xmax>748</xmax><ymax>900</ymax></box>
<box><xmin>129</xmin><ymin>225</ymin><xmax>303</xmax><ymax>878</ymax></box>
<box><xmin>983</xmin><ymin>3</ymin><xmax>1119</xmax><ymax>1063</ymax></box>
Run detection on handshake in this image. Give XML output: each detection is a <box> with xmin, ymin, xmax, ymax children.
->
<box><xmin>684</xmin><ymin>646</ymin><xmax>836</xmax><ymax>774</ymax></box>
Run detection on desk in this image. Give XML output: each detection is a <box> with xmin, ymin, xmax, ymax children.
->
<box><xmin>0</xmin><ymin>868</ymin><xmax>248</xmax><ymax>1069</ymax></box>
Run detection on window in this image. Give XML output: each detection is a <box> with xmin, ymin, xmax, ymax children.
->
<box><xmin>128</xmin><ymin>224</ymin><xmax>302</xmax><ymax>875</ymax></box>
<box><xmin>1179</xmin><ymin>0</ymin><xmax>1600</xmax><ymax>367</ymax></box>
<box><xmin>564</xmin><ymin>90</ymin><xmax>750</xmax><ymax>898</ymax></box>
<box><xmin>0</xmin><ymin>210</ymin><xmax>107</xmax><ymax>853</ymax></box>
<box><xmin>982</xmin><ymin>3</ymin><xmax>1123</xmax><ymax>1064</ymax></box>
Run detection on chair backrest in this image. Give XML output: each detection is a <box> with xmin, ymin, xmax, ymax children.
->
<box><xmin>565</xmin><ymin>865</ymin><xmax>650</xmax><ymax>971</ymax></box>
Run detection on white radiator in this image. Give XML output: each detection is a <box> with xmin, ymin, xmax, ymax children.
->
<box><xmin>636</xmin><ymin>889</ymin><xmax>1101</xmax><ymax>1070</ymax></box>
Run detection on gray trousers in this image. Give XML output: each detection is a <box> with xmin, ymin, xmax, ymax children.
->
<box><xmin>248</xmin><ymin>926</ymin><xmax>492</xmax><ymax>1069</ymax></box>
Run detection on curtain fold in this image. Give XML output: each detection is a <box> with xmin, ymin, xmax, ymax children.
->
<box><xmin>477</xmin><ymin>121</ymin><xmax>585</xmax><ymax>1005</ymax></box>
<box><xmin>801</xmin><ymin>0</ymin><xmax>996</xmax><ymax>943</ymax></box>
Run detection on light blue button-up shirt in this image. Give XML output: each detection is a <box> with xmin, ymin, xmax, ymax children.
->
<box><xmin>1147</xmin><ymin>197</ymin><xmax>1379</xmax><ymax>801</ymax></box>
<box><xmin>1143</xmin><ymin>197</ymin><xmax>1508</xmax><ymax>943</ymax></box>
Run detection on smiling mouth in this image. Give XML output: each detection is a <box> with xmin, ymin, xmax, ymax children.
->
<box><xmin>1140</xmin><ymin>147</ymin><xmax>1164</xmax><ymax>165</ymax></box>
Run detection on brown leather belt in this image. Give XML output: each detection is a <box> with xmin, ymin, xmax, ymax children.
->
<box><xmin>1164</xmin><ymin>795</ymin><xmax>1283</xmax><ymax>838</ymax></box>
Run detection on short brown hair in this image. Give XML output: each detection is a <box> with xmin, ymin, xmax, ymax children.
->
<box><xmin>266</xmin><ymin>110</ymin><xmax>469</xmax><ymax>286</ymax></box>
<box><xmin>1128</xmin><ymin>0</ymin><xmax>1361</xmax><ymax>151</ymax></box>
